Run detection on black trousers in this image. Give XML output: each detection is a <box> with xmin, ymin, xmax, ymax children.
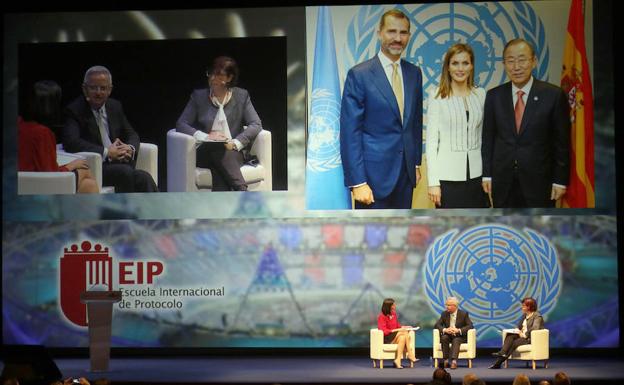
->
<box><xmin>500</xmin><ymin>333</ymin><xmax>530</xmax><ymax>356</ymax></box>
<box><xmin>498</xmin><ymin>170</ymin><xmax>555</xmax><ymax>208</ymax></box>
<box><xmin>438</xmin><ymin>154</ymin><xmax>488</xmax><ymax>208</ymax></box>
<box><xmin>103</xmin><ymin>162</ymin><xmax>158</xmax><ymax>193</ymax></box>
<box><xmin>440</xmin><ymin>333</ymin><xmax>467</xmax><ymax>360</ymax></box>
<box><xmin>197</xmin><ymin>144</ymin><xmax>247</xmax><ymax>191</ymax></box>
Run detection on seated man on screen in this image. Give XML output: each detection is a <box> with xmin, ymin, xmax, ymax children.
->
<box><xmin>63</xmin><ymin>65</ymin><xmax>158</xmax><ymax>193</ymax></box>
<box><xmin>434</xmin><ymin>296</ymin><xmax>474</xmax><ymax>369</ymax></box>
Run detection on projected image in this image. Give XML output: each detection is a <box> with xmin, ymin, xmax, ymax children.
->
<box><xmin>305</xmin><ymin>2</ymin><xmax>606</xmax><ymax>210</ymax></box>
<box><xmin>4</xmin><ymin>7</ymin><xmax>304</xmax><ymax>221</ymax></box>
<box><xmin>17</xmin><ymin>37</ymin><xmax>286</xmax><ymax>194</ymax></box>
<box><xmin>2</xmin><ymin>216</ymin><xmax>617</xmax><ymax>348</ymax></box>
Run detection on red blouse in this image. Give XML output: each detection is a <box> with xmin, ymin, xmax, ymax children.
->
<box><xmin>377</xmin><ymin>310</ymin><xmax>401</xmax><ymax>336</ymax></box>
<box><xmin>18</xmin><ymin>117</ymin><xmax>69</xmax><ymax>172</ymax></box>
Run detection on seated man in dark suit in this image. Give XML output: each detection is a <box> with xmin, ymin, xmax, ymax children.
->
<box><xmin>434</xmin><ymin>296</ymin><xmax>474</xmax><ymax>369</ymax></box>
<box><xmin>63</xmin><ymin>65</ymin><xmax>157</xmax><ymax>193</ymax></box>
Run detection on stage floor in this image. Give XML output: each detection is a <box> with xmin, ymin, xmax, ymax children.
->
<box><xmin>48</xmin><ymin>356</ymin><xmax>624</xmax><ymax>384</ymax></box>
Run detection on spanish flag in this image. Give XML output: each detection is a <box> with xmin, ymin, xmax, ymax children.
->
<box><xmin>560</xmin><ymin>0</ymin><xmax>595</xmax><ymax>208</ymax></box>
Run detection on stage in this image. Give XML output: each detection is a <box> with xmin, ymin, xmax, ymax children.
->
<box><xmin>33</xmin><ymin>355</ymin><xmax>624</xmax><ymax>384</ymax></box>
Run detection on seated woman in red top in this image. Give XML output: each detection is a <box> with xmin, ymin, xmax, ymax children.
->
<box><xmin>19</xmin><ymin>80</ymin><xmax>98</xmax><ymax>193</ymax></box>
<box><xmin>377</xmin><ymin>298</ymin><xmax>417</xmax><ymax>369</ymax></box>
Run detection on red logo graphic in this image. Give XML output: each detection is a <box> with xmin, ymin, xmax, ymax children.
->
<box><xmin>59</xmin><ymin>240</ymin><xmax>164</xmax><ymax>327</ymax></box>
<box><xmin>60</xmin><ymin>241</ymin><xmax>113</xmax><ymax>327</ymax></box>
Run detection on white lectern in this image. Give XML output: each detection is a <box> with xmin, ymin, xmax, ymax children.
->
<box><xmin>80</xmin><ymin>290</ymin><xmax>122</xmax><ymax>372</ymax></box>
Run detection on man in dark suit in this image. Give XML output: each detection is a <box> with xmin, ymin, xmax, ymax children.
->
<box><xmin>63</xmin><ymin>66</ymin><xmax>157</xmax><ymax>193</ymax></box>
<box><xmin>434</xmin><ymin>297</ymin><xmax>474</xmax><ymax>369</ymax></box>
<box><xmin>340</xmin><ymin>9</ymin><xmax>423</xmax><ymax>209</ymax></box>
<box><xmin>482</xmin><ymin>38</ymin><xmax>570</xmax><ymax>208</ymax></box>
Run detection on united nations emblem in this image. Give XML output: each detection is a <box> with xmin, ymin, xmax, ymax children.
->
<box><xmin>424</xmin><ymin>224</ymin><xmax>561</xmax><ymax>336</ymax></box>
<box><xmin>344</xmin><ymin>2</ymin><xmax>551</xmax><ymax>98</ymax></box>
<box><xmin>307</xmin><ymin>88</ymin><xmax>342</xmax><ymax>172</ymax></box>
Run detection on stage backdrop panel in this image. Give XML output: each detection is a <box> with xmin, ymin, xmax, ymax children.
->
<box><xmin>3</xmin><ymin>216</ymin><xmax>618</xmax><ymax>348</ymax></box>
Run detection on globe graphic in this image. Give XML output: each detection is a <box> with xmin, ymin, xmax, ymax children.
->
<box><xmin>400</xmin><ymin>2</ymin><xmax>518</xmax><ymax>93</ymax></box>
<box><xmin>307</xmin><ymin>88</ymin><xmax>342</xmax><ymax>172</ymax></box>
<box><xmin>424</xmin><ymin>224</ymin><xmax>562</xmax><ymax>339</ymax></box>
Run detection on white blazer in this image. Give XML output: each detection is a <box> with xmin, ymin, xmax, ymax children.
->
<box><xmin>426</xmin><ymin>87</ymin><xmax>486</xmax><ymax>187</ymax></box>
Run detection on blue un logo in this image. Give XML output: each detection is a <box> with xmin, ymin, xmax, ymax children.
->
<box><xmin>424</xmin><ymin>224</ymin><xmax>561</xmax><ymax>337</ymax></box>
<box><xmin>344</xmin><ymin>3</ymin><xmax>550</xmax><ymax>96</ymax></box>
<box><xmin>307</xmin><ymin>88</ymin><xmax>342</xmax><ymax>172</ymax></box>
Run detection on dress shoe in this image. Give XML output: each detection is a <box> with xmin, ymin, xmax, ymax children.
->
<box><xmin>491</xmin><ymin>351</ymin><xmax>505</xmax><ymax>357</ymax></box>
<box><xmin>450</xmin><ymin>361</ymin><xmax>458</xmax><ymax>369</ymax></box>
<box><xmin>394</xmin><ymin>359</ymin><xmax>403</xmax><ymax>369</ymax></box>
<box><xmin>488</xmin><ymin>363</ymin><xmax>501</xmax><ymax>369</ymax></box>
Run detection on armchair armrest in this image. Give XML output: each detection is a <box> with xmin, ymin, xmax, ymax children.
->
<box><xmin>466</xmin><ymin>328</ymin><xmax>476</xmax><ymax>356</ymax></box>
<box><xmin>18</xmin><ymin>171</ymin><xmax>76</xmax><ymax>194</ymax></box>
<box><xmin>250</xmin><ymin>129</ymin><xmax>272</xmax><ymax>190</ymax></box>
<box><xmin>530</xmin><ymin>329</ymin><xmax>549</xmax><ymax>358</ymax></box>
<box><xmin>167</xmin><ymin>129</ymin><xmax>197</xmax><ymax>192</ymax></box>
<box><xmin>137</xmin><ymin>142</ymin><xmax>158</xmax><ymax>185</ymax></box>
<box><xmin>74</xmin><ymin>151</ymin><xmax>102</xmax><ymax>189</ymax></box>
<box><xmin>370</xmin><ymin>329</ymin><xmax>384</xmax><ymax>358</ymax></box>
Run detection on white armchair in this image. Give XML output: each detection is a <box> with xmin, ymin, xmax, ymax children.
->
<box><xmin>18</xmin><ymin>143</ymin><xmax>158</xmax><ymax>195</ymax></box>
<box><xmin>370</xmin><ymin>329</ymin><xmax>415</xmax><ymax>369</ymax></box>
<box><xmin>166</xmin><ymin>128</ymin><xmax>272</xmax><ymax>192</ymax></box>
<box><xmin>17</xmin><ymin>151</ymin><xmax>101</xmax><ymax>195</ymax></box>
<box><xmin>136</xmin><ymin>142</ymin><xmax>158</xmax><ymax>186</ymax></box>
<box><xmin>503</xmin><ymin>329</ymin><xmax>549</xmax><ymax>370</ymax></box>
<box><xmin>432</xmin><ymin>328</ymin><xmax>476</xmax><ymax>368</ymax></box>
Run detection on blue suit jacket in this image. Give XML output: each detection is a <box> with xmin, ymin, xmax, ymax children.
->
<box><xmin>340</xmin><ymin>56</ymin><xmax>423</xmax><ymax>199</ymax></box>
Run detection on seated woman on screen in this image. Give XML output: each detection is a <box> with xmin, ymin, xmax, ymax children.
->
<box><xmin>18</xmin><ymin>80</ymin><xmax>98</xmax><ymax>193</ymax></box>
<box><xmin>176</xmin><ymin>56</ymin><xmax>262</xmax><ymax>191</ymax></box>
<box><xmin>377</xmin><ymin>298</ymin><xmax>417</xmax><ymax>369</ymax></box>
<box><xmin>489</xmin><ymin>297</ymin><xmax>544</xmax><ymax>369</ymax></box>
<box><xmin>426</xmin><ymin>43</ymin><xmax>488</xmax><ymax>208</ymax></box>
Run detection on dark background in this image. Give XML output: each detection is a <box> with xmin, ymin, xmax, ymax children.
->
<box><xmin>18</xmin><ymin>37</ymin><xmax>288</xmax><ymax>191</ymax></box>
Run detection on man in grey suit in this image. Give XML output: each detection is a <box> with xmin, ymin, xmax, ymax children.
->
<box><xmin>482</xmin><ymin>38</ymin><xmax>570</xmax><ymax>207</ymax></box>
<box><xmin>63</xmin><ymin>65</ymin><xmax>158</xmax><ymax>193</ymax></box>
<box><xmin>434</xmin><ymin>297</ymin><xmax>474</xmax><ymax>369</ymax></box>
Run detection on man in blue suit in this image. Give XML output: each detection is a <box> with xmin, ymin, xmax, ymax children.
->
<box><xmin>340</xmin><ymin>9</ymin><xmax>423</xmax><ymax>209</ymax></box>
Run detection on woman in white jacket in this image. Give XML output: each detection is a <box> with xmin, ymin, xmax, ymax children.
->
<box><xmin>426</xmin><ymin>43</ymin><xmax>488</xmax><ymax>208</ymax></box>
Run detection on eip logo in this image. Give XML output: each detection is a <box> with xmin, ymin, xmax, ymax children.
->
<box><xmin>59</xmin><ymin>241</ymin><xmax>164</xmax><ymax>327</ymax></box>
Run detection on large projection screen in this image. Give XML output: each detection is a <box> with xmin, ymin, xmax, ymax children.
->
<box><xmin>2</xmin><ymin>1</ymin><xmax>618</xmax><ymax>349</ymax></box>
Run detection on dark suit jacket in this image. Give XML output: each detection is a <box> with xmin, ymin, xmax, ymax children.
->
<box><xmin>516</xmin><ymin>311</ymin><xmax>544</xmax><ymax>341</ymax></box>
<box><xmin>340</xmin><ymin>55</ymin><xmax>423</xmax><ymax>200</ymax></box>
<box><xmin>63</xmin><ymin>96</ymin><xmax>141</xmax><ymax>166</ymax></box>
<box><xmin>434</xmin><ymin>309</ymin><xmax>474</xmax><ymax>336</ymax></box>
<box><xmin>482</xmin><ymin>79</ymin><xmax>570</xmax><ymax>207</ymax></box>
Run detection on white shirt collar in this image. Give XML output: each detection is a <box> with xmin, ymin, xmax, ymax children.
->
<box><xmin>378</xmin><ymin>50</ymin><xmax>401</xmax><ymax>69</ymax></box>
<box><xmin>512</xmin><ymin>76</ymin><xmax>534</xmax><ymax>96</ymax></box>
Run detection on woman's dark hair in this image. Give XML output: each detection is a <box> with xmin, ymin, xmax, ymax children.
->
<box><xmin>207</xmin><ymin>56</ymin><xmax>239</xmax><ymax>88</ymax></box>
<box><xmin>381</xmin><ymin>298</ymin><xmax>395</xmax><ymax>315</ymax></box>
<box><xmin>23</xmin><ymin>80</ymin><xmax>62</xmax><ymax>128</ymax></box>
<box><xmin>522</xmin><ymin>297</ymin><xmax>538</xmax><ymax>312</ymax></box>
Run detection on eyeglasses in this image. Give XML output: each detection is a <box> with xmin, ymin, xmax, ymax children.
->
<box><xmin>503</xmin><ymin>57</ymin><xmax>532</xmax><ymax>67</ymax></box>
<box><xmin>84</xmin><ymin>84</ymin><xmax>112</xmax><ymax>92</ymax></box>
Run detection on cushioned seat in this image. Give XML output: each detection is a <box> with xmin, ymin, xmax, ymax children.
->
<box><xmin>503</xmin><ymin>329</ymin><xmax>549</xmax><ymax>370</ymax></box>
<box><xmin>167</xmin><ymin>128</ymin><xmax>272</xmax><ymax>192</ymax></box>
<box><xmin>370</xmin><ymin>328</ymin><xmax>416</xmax><ymax>369</ymax></box>
<box><xmin>432</xmin><ymin>328</ymin><xmax>476</xmax><ymax>368</ymax></box>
